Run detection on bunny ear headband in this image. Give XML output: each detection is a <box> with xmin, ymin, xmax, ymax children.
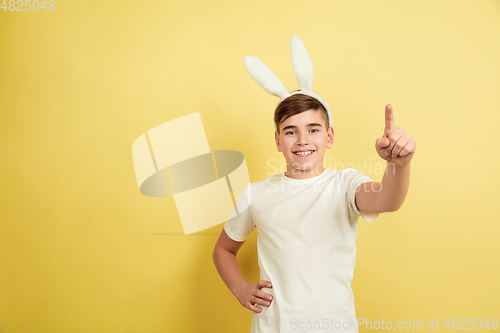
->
<box><xmin>243</xmin><ymin>35</ymin><xmax>333</xmax><ymax>131</ymax></box>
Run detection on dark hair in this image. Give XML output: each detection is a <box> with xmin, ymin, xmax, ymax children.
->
<box><xmin>274</xmin><ymin>92</ymin><xmax>329</xmax><ymax>134</ymax></box>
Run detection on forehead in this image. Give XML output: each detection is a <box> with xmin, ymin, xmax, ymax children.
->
<box><xmin>280</xmin><ymin>109</ymin><xmax>325</xmax><ymax>130</ymax></box>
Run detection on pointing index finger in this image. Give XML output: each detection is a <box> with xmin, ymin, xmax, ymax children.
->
<box><xmin>385</xmin><ymin>104</ymin><xmax>395</xmax><ymax>133</ymax></box>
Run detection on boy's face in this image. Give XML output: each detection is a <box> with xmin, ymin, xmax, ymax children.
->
<box><xmin>275</xmin><ymin>109</ymin><xmax>334</xmax><ymax>178</ymax></box>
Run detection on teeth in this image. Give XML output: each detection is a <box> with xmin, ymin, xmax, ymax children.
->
<box><xmin>294</xmin><ymin>150</ymin><xmax>314</xmax><ymax>156</ymax></box>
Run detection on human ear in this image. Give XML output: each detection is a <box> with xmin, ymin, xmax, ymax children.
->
<box><xmin>326</xmin><ymin>128</ymin><xmax>334</xmax><ymax>149</ymax></box>
<box><xmin>275</xmin><ymin>131</ymin><xmax>282</xmax><ymax>152</ymax></box>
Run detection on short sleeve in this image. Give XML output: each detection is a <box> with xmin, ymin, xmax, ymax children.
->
<box><xmin>223</xmin><ymin>183</ymin><xmax>255</xmax><ymax>242</ymax></box>
<box><xmin>343</xmin><ymin>168</ymin><xmax>380</xmax><ymax>222</ymax></box>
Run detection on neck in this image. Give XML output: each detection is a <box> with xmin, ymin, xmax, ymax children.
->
<box><xmin>284</xmin><ymin>164</ymin><xmax>326</xmax><ymax>180</ymax></box>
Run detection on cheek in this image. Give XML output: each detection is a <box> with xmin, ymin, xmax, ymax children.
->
<box><xmin>281</xmin><ymin>139</ymin><xmax>292</xmax><ymax>150</ymax></box>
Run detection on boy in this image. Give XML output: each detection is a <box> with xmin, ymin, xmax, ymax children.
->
<box><xmin>212</xmin><ymin>37</ymin><xmax>415</xmax><ymax>333</ymax></box>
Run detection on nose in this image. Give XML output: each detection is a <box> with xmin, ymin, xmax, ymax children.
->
<box><xmin>296</xmin><ymin>132</ymin><xmax>309</xmax><ymax>146</ymax></box>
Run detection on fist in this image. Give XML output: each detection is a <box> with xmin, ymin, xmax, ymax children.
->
<box><xmin>375</xmin><ymin>104</ymin><xmax>416</xmax><ymax>167</ymax></box>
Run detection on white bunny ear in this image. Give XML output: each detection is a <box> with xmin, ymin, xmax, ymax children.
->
<box><xmin>290</xmin><ymin>35</ymin><xmax>314</xmax><ymax>91</ymax></box>
<box><xmin>243</xmin><ymin>55</ymin><xmax>289</xmax><ymax>100</ymax></box>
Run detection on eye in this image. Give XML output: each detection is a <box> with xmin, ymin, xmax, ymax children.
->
<box><xmin>310</xmin><ymin>129</ymin><xmax>319</xmax><ymax>133</ymax></box>
<box><xmin>285</xmin><ymin>131</ymin><xmax>295</xmax><ymax>135</ymax></box>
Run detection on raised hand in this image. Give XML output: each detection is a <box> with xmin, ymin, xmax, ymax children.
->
<box><xmin>233</xmin><ymin>280</ymin><xmax>273</xmax><ymax>313</ymax></box>
<box><xmin>375</xmin><ymin>104</ymin><xmax>416</xmax><ymax>167</ymax></box>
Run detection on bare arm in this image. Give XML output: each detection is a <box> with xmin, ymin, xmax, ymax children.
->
<box><xmin>212</xmin><ymin>228</ymin><xmax>273</xmax><ymax>313</ymax></box>
<box><xmin>212</xmin><ymin>229</ymin><xmax>248</xmax><ymax>295</ymax></box>
<box><xmin>355</xmin><ymin>104</ymin><xmax>416</xmax><ymax>215</ymax></box>
<box><xmin>356</xmin><ymin>162</ymin><xmax>411</xmax><ymax>214</ymax></box>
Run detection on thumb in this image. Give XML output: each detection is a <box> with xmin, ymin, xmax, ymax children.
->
<box><xmin>377</xmin><ymin>137</ymin><xmax>389</xmax><ymax>148</ymax></box>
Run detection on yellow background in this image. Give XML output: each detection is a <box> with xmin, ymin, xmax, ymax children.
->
<box><xmin>1</xmin><ymin>0</ymin><xmax>499</xmax><ymax>332</ymax></box>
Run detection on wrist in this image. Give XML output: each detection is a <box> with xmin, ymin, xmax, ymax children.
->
<box><xmin>387</xmin><ymin>160</ymin><xmax>411</xmax><ymax>169</ymax></box>
<box><xmin>231</xmin><ymin>279</ymin><xmax>249</xmax><ymax>298</ymax></box>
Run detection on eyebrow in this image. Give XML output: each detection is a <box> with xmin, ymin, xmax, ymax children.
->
<box><xmin>282</xmin><ymin>123</ymin><xmax>322</xmax><ymax>131</ymax></box>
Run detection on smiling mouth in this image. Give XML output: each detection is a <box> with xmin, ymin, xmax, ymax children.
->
<box><xmin>293</xmin><ymin>150</ymin><xmax>315</xmax><ymax>157</ymax></box>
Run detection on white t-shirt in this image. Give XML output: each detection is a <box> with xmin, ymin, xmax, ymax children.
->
<box><xmin>224</xmin><ymin>168</ymin><xmax>380</xmax><ymax>333</ymax></box>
